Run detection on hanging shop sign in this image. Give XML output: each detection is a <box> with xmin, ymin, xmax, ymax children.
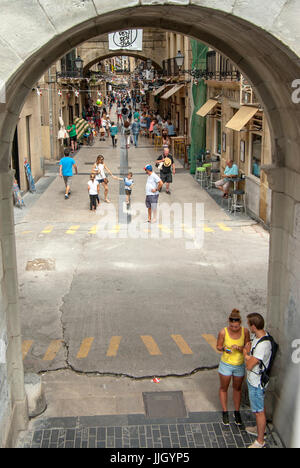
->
<box><xmin>108</xmin><ymin>29</ymin><xmax>143</xmax><ymax>51</ymax></box>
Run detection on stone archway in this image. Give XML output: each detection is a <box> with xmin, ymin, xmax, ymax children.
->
<box><xmin>0</xmin><ymin>1</ymin><xmax>300</xmax><ymax>447</ymax></box>
<box><xmin>82</xmin><ymin>52</ymin><xmax>163</xmax><ymax>76</ymax></box>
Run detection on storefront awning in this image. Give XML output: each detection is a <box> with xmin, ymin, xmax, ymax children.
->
<box><xmin>196</xmin><ymin>99</ymin><xmax>219</xmax><ymax>117</ymax></box>
<box><xmin>161</xmin><ymin>84</ymin><xmax>185</xmax><ymax>100</ymax></box>
<box><xmin>225</xmin><ymin>105</ymin><xmax>259</xmax><ymax>131</ymax></box>
<box><xmin>152</xmin><ymin>84</ymin><xmax>171</xmax><ymax>96</ymax></box>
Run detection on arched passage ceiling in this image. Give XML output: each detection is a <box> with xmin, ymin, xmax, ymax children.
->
<box><xmin>0</xmin><ymin>2</ymin><xmax>300</xmax><ymax>172</ymax></box>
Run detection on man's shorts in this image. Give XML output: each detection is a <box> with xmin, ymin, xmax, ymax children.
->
<box><xmin>218</xmin><ymin>360</ymin><xmax>245</xmax><ymax>378</ymax></box>
<box><xmin>160</xmin><ymin>172</ymin><xmax>172</xmax><ymax>184</ymax></box>
<box><xmin>70</xmin><ymin>135</ymin><xmax>77</xmax><ymax>142</ymax></box>
<box><xmin>145</xmin><ymin>194</ymin><xmax>159</xmax><ymax>209</ymax></box>
<box><xmin>247</xmin><ymin>382</ymin><xmax>265</xmax><ymax>413</ymax></box>
<box><xmin>63</xmin><ymin>176</ymin><xmax>72</xmax><ymax>187</ymax></box>
<box><xmin>215</xmin><ymin>178</ymin><xmax>230</xmax><ymax>191</ymax></box>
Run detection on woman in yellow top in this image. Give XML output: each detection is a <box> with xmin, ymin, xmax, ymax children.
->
<box><xmin>217</xmin><ymin>309</ymin><xmax>250</xmax><ymax>426</ymax></box>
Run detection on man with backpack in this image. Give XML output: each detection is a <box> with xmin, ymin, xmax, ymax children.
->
<box><xmin>243</xmin><ymin>313</ymin><xmax>277</xmax><ymax>448</ymax></box>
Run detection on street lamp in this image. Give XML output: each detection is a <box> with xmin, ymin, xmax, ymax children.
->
<box><xmin>74</xmin><ymin>56</ymin><xmax>83</xmax><ymax>74</ymax></box>
<box><xmin>175</xmin><ymin>50</ymin><xmax>185</xmax><ymax>69</ymax></box>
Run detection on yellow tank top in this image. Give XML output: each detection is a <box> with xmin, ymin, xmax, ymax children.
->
<box><xmin>221</xmin><ymin>327</ymin><xmax>245</xmax><ymax>366</ymax></box>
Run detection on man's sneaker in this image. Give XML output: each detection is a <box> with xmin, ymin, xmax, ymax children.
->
<box><xmin>248</xmin><ymin>440</ymin><xmax>266</xmax><ymax>449</ymax></box>
<box><xmin>234</xmin><ymin>411</ymin><xmax>243</xmax><ymax>426</ymax></box>
<box><xmin>222</xmin><ymin>411</ymin><xmax>230</xmax><ymax>426</ymax></box>
<box><xmin>245</xmin><ymin>426</ymin><xmax>267</xmax><ymax>437</ymax></box>
<box><xmin>65</xmin><ymin>194</ymin><xmax>69</xmax><ymax>199</ymax></box>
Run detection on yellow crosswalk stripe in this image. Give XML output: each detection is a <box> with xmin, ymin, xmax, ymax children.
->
<box><xmin>158</xmin><ymin>224</ymin><xmax>172</xmax><ymax>234</ymax></box>
<box><xmin>106</xmin><ymin>336</ymin><xmax>122</xmax><ymax>357</ymax></box>
<box><xmin>89</xmin><ymin>225</ymin><xmax>98</xmax><ymax>235</ymax></box>
<box><xmin>202</xmin><ymin>334</ymin><xmax>222</xmax><ymax>354</ymax></box>
<box><xmin>141</xmin><ymin>335</ymin><xmax>162</xmax><ymax>356</ymax></box>
<box><xmin>110</xmin><ymin>224</ymin><xmax>121</xmax><ymax>234</ymax></box>
<box><xmin>181</xmin><ymin>224</ymin><xmax>195</xmax><ymax>235</ymax></box>
<box><xmin>41</xmin><ymin>225</ymin><xmax>54</xmax><ymax>234</ymax></box>
<box><xmin>217</xmin><ymin>223</ymin><xmax>232</xmax><ymax>232</ymax></box>
<box><xmin>76</xmin><ymin>337</ymin><xmax>94</xmax><ymax>359</ymax></box>
<box><xmin>171</xmin><ymin>334</ymin><xmax>193</xmax><ymax>355</ymax></box>
<box><xmin>43</xmin><ymin>340</ymin><xmax>63</xmax><ymax>361</ymax></box>
<box><xmin>22</xmin><ymin>340</ymin><xmax>33</xmax><ymax>360</ymax></box>
<box><xmin>66</xmin><ymin>225</ymin><xmax>80</xmax><ymax>235</ymax></box>
<box><xmin>20</xmin><ymin>231</ymin><xmax>33</xmax><ymax>235</ymax></box>
<box><xmin>203</xmin><ymin>224</ymin><xmax>214</xmax><ymax>233</ymax></box>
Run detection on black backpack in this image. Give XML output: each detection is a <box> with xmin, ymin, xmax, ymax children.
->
<box><xmin>250</xmin><ymin>334</ymin><xmax>279</xmax><ymax>388</ymax></box>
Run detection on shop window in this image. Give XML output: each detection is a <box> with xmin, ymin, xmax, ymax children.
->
<box><xmin>251</xmin><ymin>133</ymin><xmax>262</xmax><ymax>178</ymax></box>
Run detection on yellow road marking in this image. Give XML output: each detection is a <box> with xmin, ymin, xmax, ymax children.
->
<box><xmin>203</xmin><ymin>224</ymin><xmax>214</xmax><ymax>233</ymax></box>
<box><xmin>76</xmin><ymin>337</ymin><xmax>94</xmax><ymax>359</ymax></box>
<box><xmin>202</xmin><ymin>334</ymin><xmax>222</xmax><ymax>354</ymax></box>
<box><xmin>141</xmin><ymin>335</ymin><xmax>162</xmax><ymax>355</ymax></box>
<box><xmin>21</xmin><ymin>231</ymin><xmax>33</xmax><ymax>235</ymax></box>
<box><xmin>158</xmin><ymin>224</ymin><xmax>172</xmax><ymax>234</ymax></box>
<box><xmin>181</xmin><ymin>224</ymin><xmax>195</xmax><ymax>235</ymax></box>
<box><xmin>217</xmin><ymin>223</ymin><xmax>232</xmax><ymax>232</ymax></box>
<box><xmin>22</xmin><ymin>340</ymin><xmax>33</xmax><ymax>360</ymax></box>
<box><xmin>41</xmin><ymin>225</ymin><xmax>54</xmax><ymax>234</ymax></box>
<box><xmin>110</xmin><ymin>224</ymin><xmax>120</xmax><ymax>234</ymax></box>
<box><xmin>66</xmin><ymin>225</ymin><xmax>80</xmax><ymax>235</ymax></box>
<box><xmin>171</xmin><ymin>334</ymin><xmax>193</xmax><ymax>355</ymax></box>
<box><xmin>43</xmin><ymin>340</ymin><xmax>63</xmax><ymax>361</ymax></box>
<box><xmin>106</xmin><ymin>336</ymin><xmax>122</xmax><ymax>357</ymax></box>
<box><xmin>89</xmin><ymin>225</ymin><xmax>98</xmax><ymax>235</ymax></box>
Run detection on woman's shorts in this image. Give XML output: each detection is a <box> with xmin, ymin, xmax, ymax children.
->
<box><xmin>218</xmin><ymin>360</ymin><xmax>245</xmax><ymax>378</ymax></box>
<box><xmin>247</xmin><ymin>382</ymin><xmax>265</xmax><ymax>413</ymax></box>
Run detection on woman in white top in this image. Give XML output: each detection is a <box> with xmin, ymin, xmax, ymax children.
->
<box><xmin>92</xmin><ymin>155</ymin><xmax>113</xmax><ymax>203</ymax></box>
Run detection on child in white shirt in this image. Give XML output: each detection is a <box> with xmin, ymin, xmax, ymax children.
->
<box><xmin>88</xmin><ymin>174</ymin><xmax>100</xmax><ymax>211</ymax></box>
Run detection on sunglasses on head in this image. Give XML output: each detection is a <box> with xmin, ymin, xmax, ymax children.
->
<box><xmin>229</xmin><ymin>318</ymin><xmax>240</xmax><ymax>323</ymax></box>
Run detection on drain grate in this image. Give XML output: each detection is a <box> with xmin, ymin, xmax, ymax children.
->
<box><xmin>143</xmin><ymin>391</ymin><xmax>187</xmax><ymax>419</ymax></box>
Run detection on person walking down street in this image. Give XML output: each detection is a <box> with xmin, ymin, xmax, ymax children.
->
<box><xmin>243</xmin><ymin>313</ymin><xmax>273</xmax><ymax>448</ymax></box>
<box><xmin>131</xmin><ymin>118</ymin><xmax>141</xmax><ymax>147</ymax></box>
<box><xmin>217</xmin><ymin>309</ymin><xmax>250</xmax><ymax>427</ymax></box>
<box><xmin>88</xmin><ymin>173</ymin><xmax>100</xmax><ymax>212</ymax></box>
<box><xmin>110</xmin><ymin>122</ymin><xmax>118</xmax><ymax>148</ymax></box>
<box><xmin>66</xmin><ymin>121</ymin><xmax>78</xmax><ymax>153</ymax></box>
<box><xmin>156</xmin><ymin>147</ymin><xmax>175</xmax><ymax>194</ymax></box>
<box><xmin>144</xmin><ymin>164</ymin><xmax>163</xmax><ymax>223</ymax></box>
<box><xmin>59</xmin><ymin>148</ymin><xmax>78</xmax><ymax>199</ymax></box>
<box><xmin>124</xmin><ymin>121</ymin><xmax>131</xmax><ymax>149</ymax></box>
<box><xmin>92</xmin><ymin>155</ymin><xmax>113</xmax><ymax>203</ymax></box>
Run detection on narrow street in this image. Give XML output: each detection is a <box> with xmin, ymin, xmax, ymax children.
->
<box><xmin>16</xmin><ymin>129</ymin><xmax>269</xmax><ymax>379</ymax></box>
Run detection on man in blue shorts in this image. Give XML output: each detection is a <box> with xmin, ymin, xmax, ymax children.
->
<box><xmin>144</xmin><ymin>165</ymin><xmax>163</xmax><ymax>223</ymax></box>
<box><xmin>59</xmin><ymin>148</ymin><xmax>78</xmax><ymax>199</ymax></box>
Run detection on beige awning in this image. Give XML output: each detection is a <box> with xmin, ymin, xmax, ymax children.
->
<box><xmin>152</xmin><ymin>84</ymin><xmax>171</xmax><ymax>96</ymax></box>
<box><xmin>226</xmin><ymin>105</ymin><xmax>259</xmax><ymax>131</ymax></box>
<box><xmin>196</xmin><ymin>99</ymin><xmax>219</xmax><ymax>117</ymax></box>
<box><xmin>161</xmin><ymin>84</ymin><xmax>185</xmax><ymax>100</ymax></box>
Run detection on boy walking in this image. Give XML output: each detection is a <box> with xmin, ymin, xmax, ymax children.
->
<box><xmin>112</xmin><ymin>172</ymin><xmax>134</xmax><ymax>205</ymax></box>
<box><xmin>59</xmin><ymin>148</ymin><xmax>78</xmax><ymax>199</ymax></box>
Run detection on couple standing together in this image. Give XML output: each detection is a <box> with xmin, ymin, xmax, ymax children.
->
<box><xmin>217</xmin><ymin>309</ymin><xmax>274</xmax><ymax>448</ymax></box>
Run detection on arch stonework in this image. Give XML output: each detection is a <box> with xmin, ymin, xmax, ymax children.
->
<box><xmin>77</xmin><ymin>29</ymin><xmax>166</xmax><ymax>73</ymax></box>
<box><xmin>0</xmin><ymin>1</ymin><xmax>300</xmax><ymax>447</ymax></box>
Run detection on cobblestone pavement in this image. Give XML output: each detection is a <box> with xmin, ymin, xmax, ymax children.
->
<box><xmin>18</xmin><ymin>411</ymin><xmax>282</xmax><ymax>449</ymax></box>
